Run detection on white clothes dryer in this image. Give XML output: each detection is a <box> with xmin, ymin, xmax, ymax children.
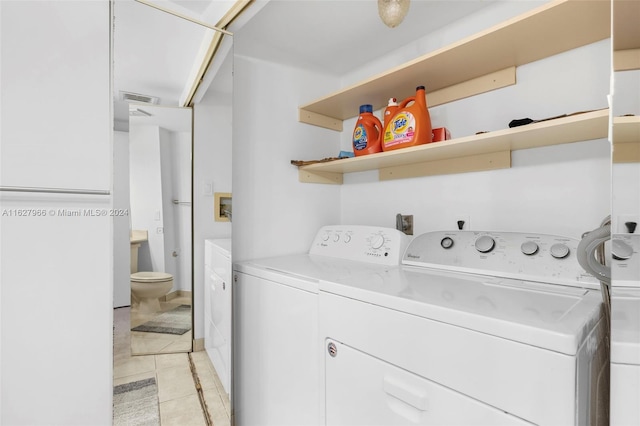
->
<box><xmin>610</xmin><ymin>234</ymin><xmax>640</xmax><ymax>425</ymax></box>
<box><xmin>233</xmin><ymin>225</ymin><xmax>408</xmax><ymax>426</ymax></box>
<box><xmin>320</xmin><ymin>230</ymin><xmax>609</xmax><ymax>426</ymax></box>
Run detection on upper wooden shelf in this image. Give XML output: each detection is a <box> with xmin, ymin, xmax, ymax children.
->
<box><xmin>299</xmin><ymin>0</ymin><xmax>611</xmax><ymax>131</ymax></box>
<box><xmin>613</xmin><ymin>0</ymin><xmax>640</xmax><ymax>71</ymax></box>
<box><xmin>298</xmin><ymin>109</ymin><xmax>609</xmax><ymax>184</ymax></box>
<box><xmin>613</xmin><ymin>115</ymin><xmax>640</xmax><ymax>163</ymax></box>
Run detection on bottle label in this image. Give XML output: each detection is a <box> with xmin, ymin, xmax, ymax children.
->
<box><xmin>353</xmin><ymin>124</ymin><xmax>368</xmax><ymax>151</ymax></box>
<box><xmin>384</xmin><ymin>111</ymin><xmax>416</xmax><ymax>148</ymax></box>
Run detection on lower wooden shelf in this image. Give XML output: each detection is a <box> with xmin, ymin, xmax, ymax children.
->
<box><xmin>297</xmin><ymin>109</ymin><xmax>610</xmax><ymax>184</ymax></box>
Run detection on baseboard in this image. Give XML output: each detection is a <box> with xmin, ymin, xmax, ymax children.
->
<box><xmin>161</xmin><ymin>290</ymin><xmax>192</xmax><ymax>302</ymax></box>
<box><xmin>193</xmin><ymin>338</ymin><xmax>205</xmax><ymax>352</ymax></box>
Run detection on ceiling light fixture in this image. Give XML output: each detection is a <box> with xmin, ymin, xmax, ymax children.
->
<box><xmin>378</xmin><ymin>0</ymin><xmax>410</xmax><ymax>28</ymax></box>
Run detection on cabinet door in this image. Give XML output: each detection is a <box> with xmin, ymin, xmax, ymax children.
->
<box><xmin>325</xmin><ymin>340</ymin><xmax>530</xmax><ymax>426</ymax></box>
<box><xmin>0</xmin><ymin>1</ymin><xmax>110</xmax><ymax>190</ymax></box>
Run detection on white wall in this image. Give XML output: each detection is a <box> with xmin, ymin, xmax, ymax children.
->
<box><xmin>129</xmin><ymin>125</ymin><xmax>165</xmax><ymax>273</ymax></box>
<box><xmin>113</xmin><ymin>130</ymin><xmax>131</xmax><ymax>307</ymax></box>
<box><xmin>231</xmin><ymin>54</ymin><xmax>342</xmax><ymax>262</ymax></box>
<box><xmin>0</xmin><ymin>1</ymin><xmax>112</xmax><ymax>424</ymax></box>
<box><xmin>232</xmin><ymin>2</ymin><xmax>611</xmax><ymax>261</ymax></box>
<box><xmin>193</xmin><ymin>87</ymin><xmax>233</xmax><ymax>339</ymax></box>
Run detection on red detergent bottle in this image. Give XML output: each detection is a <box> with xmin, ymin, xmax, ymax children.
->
<box><xmin>382</xmin><ymin>86</ymin><xmax>432</xmax><ymax>151</ymax></box>
<box><xmin>352</xmin><ymin>104</ymin><xmax>383</xmax><ymax>156</ymax></box>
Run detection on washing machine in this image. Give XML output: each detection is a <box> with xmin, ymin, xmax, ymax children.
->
<box><xmin>610</xmin><ymin>233</ymin><xmax>640</xmax><ymax>425</ymax></box>
<box><xmin>320</xmin><ymin>230</ymin><xmax>609</xmax><ymax>425</ymax></box>
<box><xmin>233</xmin><ymin>225</ymin><xmax>408</xmax><ymax>426</ymax></box>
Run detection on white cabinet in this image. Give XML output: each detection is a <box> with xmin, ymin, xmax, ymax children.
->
<box><xmin>0</xmin><ymin>0</ymin><xmax>111</xmax><ymax>191</ymax></box>
<box><xmin>204</xmin><ymin>239</ymin><xmax>232</xmax><ymax>395</ymax></box>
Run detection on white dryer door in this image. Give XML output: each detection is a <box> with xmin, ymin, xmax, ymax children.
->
<box><xmin>325</xmin><ymin>339</ymin><xmax>531</xmax><ymax>425</ymax></box>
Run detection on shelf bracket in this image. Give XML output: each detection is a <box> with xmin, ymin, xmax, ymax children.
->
<box><xmin>298</xmin><ymin>109</ymin><xmax>343</xmax><ymax>131</ymax></box>
<box><xmin>298</xmin><ymin>169</ymin><xmax>343</xmax><ymax>184</ymax></box>
<box><xmin>428</xmin><ymin>67</ymin><xmax>516</xmax><ymax>107</ymax></box>
<box><xmin>379</xmin><ymin>150</ymin><xmax>511</xmax><ymax>181</ymax></box>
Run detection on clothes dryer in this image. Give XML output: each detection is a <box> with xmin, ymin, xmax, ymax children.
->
<box><xmin>610</xmin><ymin>234</ymin><xmax>640</xmax><ymax>426</ymax></box>
<box><xmin>320</xmin><ymin>230</ymin><xmax>609</xmax><ymax>425</ymax></box>
<box><xmin>233</xmin><ymin>225</ymin><xmax>408</xmax><ymax>426</ymax></box>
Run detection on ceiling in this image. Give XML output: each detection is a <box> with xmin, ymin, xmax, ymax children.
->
<box><xmin>113</xmin><ymin>0</ymin><xmax>500</xmax><ymax>128</ymax></box>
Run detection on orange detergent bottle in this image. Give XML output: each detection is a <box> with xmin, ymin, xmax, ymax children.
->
<box><xmin>382</xmin><ymin>86</ymin><xmax>432</xmax><ymax>151</ymax></box>
<box><xmin>352</xmin><ymin>104</ymin><xmax>383</xmax><ymax>156</ymax></box>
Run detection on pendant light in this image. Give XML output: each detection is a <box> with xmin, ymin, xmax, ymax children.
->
<box><xmin>378</xmin><ymin>0</ymin><xmax>410</xmax><ymax>28</ymax></box>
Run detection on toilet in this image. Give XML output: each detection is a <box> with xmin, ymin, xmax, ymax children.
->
<box><xmin>130</xmin><ymin>272</ymin><xmax>174</xmax><ymax>313</ymax></box>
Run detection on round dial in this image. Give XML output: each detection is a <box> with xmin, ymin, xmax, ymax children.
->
<box><xmin>370</xmin><ymin>235</ymin><xmax>385</xmax><ymax>249</ymax></box>
<box><xmin>333</xmin><ymin>234</ymin><xmax>340</xmax><ymax>242</ymax></box>
<box><xmin>550</xmin><ymin>243</ymin><xmax>570</xmax><ymax>259</ymax></box>
<box><xmin>343</xmin><ymin>234</ymin><xmax>352</xmax><ymax>243</ymax></box>
<box><xmin>440</xmin><ymin>237</ymin><xmax>454</xmax><ymax>249</ymax></box>
<box><xmin>322</xmin><ymin>233</ymin><xmax>330</xmax><ymax>242</ymax></box>
<box><xmin>612</xmin><ymin>239</ymin><xmax>633</xmax><ymax>261</ymax></box>
<box><xmin>521</xmin><ymin>241</ymin><xmax>539</xmax><ymax>256</ymax></box>
<box><xmin>475</xmin><ymin>235</ymin><xmax>495</xmax><ymax>253</ymax></box>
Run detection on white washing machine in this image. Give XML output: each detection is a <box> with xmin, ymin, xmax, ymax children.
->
<box><xmin>233</xmin><ymin>226</ymin><xmax>408</xmax><ymax>426</ymax></box>
<box><xmin>610</xmin><ymin>234</ymin><xmax>640</xmax><ymax>425</ymax></box>
<box><xmin>320</xmin><ymin>230</ymin><xmax>609</xmax><ymax>425</ymax></box>
<box><xmin>204</xmin><ymin>238</ymin><xmax>232</xmax><ymax>395</ymax></box>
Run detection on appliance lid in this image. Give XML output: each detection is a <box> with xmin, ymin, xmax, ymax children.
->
<box><xmin>319</xmin><ymin>266</ymin><xmax>604</xmax><ymax>355</ymax></box>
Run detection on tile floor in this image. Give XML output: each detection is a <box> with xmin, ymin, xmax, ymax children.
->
<box><xmin>114</xmin><ymin>307</ymin><xmax>231</xmax><ymax>425</ymax></box>
<box><xmin>130</xmin><ymin>294</ymin><xmax>193</xmax><ymax>355</ymax></box>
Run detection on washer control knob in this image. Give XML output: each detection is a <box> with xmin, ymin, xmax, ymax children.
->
<box><xmin>370</xmin><ymin>235</ymin><xmax>385</xmax><ymax>249</ymax></box>
<box><xmin>550</xmin><ymin>243</ymin><xmax>570</xmax><ymax>259</ymax></box>
<box><xmin>440</xmin><ymin>237</ymin><xmax>454</xmax><ymax>249</ymax></box>
<box><xmin>521</xmin><ymin>241</ymin><xmax>539</xmax><ymax>256</ymax></box>
<box><xmin>333</xmin><ymin>234</ymin><xmax>340</xmax><ymax>242</ymax></box>
<box><xmin>612</xmin><ymin>239</ymin><xmax>634</xmax><ymax>261</ymax></box>
<box><xmin>343</xmin><ymin>234</ymin><xmax>352</xmax><ymax>243</ymax></box>
<box><xmin>475</xmin><ymin>235</ymin><xmax>495</xmax><ymax>253</ymax></box>
<box><xmin>322</xmin><ymin>233</ymin><xmax>330</xmax><ymax>242</ymax></box>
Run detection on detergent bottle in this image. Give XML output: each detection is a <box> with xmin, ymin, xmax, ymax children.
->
<box><xmin>382</xmin><ymin>86</ymin><xmax>432</xmax><ymax>151</ymax></box>
<box><xmin>352</xmin><ymin>104</ymin><xmax>383</xmax><ymax>156</ymax></box>
<box><xmin>383</xmin><ymin>97</ymin><xmax>399</xmax><ymax>131</ymax></box>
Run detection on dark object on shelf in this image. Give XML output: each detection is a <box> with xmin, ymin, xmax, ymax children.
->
<box><xmin>291</xmin><ymin>157</ymin><xmax>349</xmax><ymax>167</ymax></box>
<box><xmin>509</xmin><ymin>109</ymin><xmax>599</xmax><ymax>128</ymax></box>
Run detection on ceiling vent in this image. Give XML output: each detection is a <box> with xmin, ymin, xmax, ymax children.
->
<box><xmin>119</xmin><ymin>91</ymin><xmax>159</xmax><ymax>105</ymax></box>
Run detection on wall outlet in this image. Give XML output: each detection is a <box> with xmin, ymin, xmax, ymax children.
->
<box><xmin>396</xmin><ymin>214</ymin><xmax>414</xmax><ymax>235</ymax></box>
<box><xmin>455</xmin><ymin>215</ymin><xmax>470</xmax><ymax>230</ymax></box>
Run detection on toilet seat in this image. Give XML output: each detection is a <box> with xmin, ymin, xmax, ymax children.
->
<box><xmin>131</xmin><ymin>271</ymin><xmax>173</xmax><ymax>282</ymax></box>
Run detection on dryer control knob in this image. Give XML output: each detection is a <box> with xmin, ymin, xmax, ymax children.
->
<box><xmin>344</xmin><ymin>234</ymin><xmax>352</xmax><ymax>243</ymax></box>
<box><xmin>441</xmin><ymin>237</ymin><xmax>454</xmax><ymax>249</ymax></box>
<box><xmin>612</xmin><ymin>239</ymin><xmax>633</xmax><ymax>261</ymax></box>
<box><xmin>521</xmin><ymin>241</ymin><xmax>539</xmax><ymax>256</ymax></box>
<box><xmin>550</xmin><ymin>243</ymin><xmax>570</xmax><ymax>259</ymax></box>
<box><xmin>322</xmin><ymin>233</ymin><xmax>330</xmax><ymax>242</ymax></box>
<box><xmin>333</xmin><ymin>234</ymin><xmax>340</xmax><ymax>242</ymax></box>
<box><xmin>475</xmin><ymin>235</ymin><xmax>495</xmax><ymax>253</ymax></box>
<box><xmin>370</xmin><ymin>235</ymin><xmax>385</xmax><ymax>249</ymax></box>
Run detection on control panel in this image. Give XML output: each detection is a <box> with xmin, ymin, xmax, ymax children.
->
<box><xmin>309</xmin><ymin>225</ymin><xmax>409</xmax><ymax>266</ymax></box>
<box><xmin>611</xmin><ymin>234</ymin><xmax>640</xmax><ymax>286</ymax></box>
<box><xmin>403</xmin><ymin>231</ymin><xmax>599</xmax><ymax>287</ymax></box>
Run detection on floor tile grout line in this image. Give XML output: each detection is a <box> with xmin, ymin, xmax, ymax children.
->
<box><xmin>189</xmin><ymin>352</ymin><xmax>213</xmax><ymax>426</ymax></box>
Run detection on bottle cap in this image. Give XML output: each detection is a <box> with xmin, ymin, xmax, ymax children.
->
<box><xmin>387</xmin><ymin>97</ymin><xmax>398</xmax><ymax>106</ymax></box>
<box><xmin>359</xmin><ymin>104</ymin><xmax>373</xmax><ymax>113</ymax></box>
<box><xmin>416</xmin><ymin>85</ymin><xmax>425</xmax><ymax>91</ymax></box>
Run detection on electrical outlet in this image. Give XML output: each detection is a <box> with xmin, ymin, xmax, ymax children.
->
<box><xmin>617</xmin><ymin>215</ymin><xmax>639</xmax><ymax>234</ymax></box>
<box><xmin>396</xmin><ymin>214</ymin><xmax>414</xmax><ymax>235</ymax></box>
<box><xmin>455</xmin><ymin>215</ymin><xmax>470</xmax><ymax>230</ymax></box>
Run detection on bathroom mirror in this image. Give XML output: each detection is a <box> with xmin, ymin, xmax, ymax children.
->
<box><xmin>128</xmin><ymin>105</ymin><xmax>193</xmax><ymax>355</ymax></box>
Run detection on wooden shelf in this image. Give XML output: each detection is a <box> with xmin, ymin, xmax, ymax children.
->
<box><xmin>613</xmin><ymin>0</ymin><xmax>640</xmax><ymax>71</ymax></box>
<box><xmin>299</xmin><ymin>0</ymin><xmax>610</xmax><ymax>131</ymax></box>
<box><xmin>298</xmin><ymin>109</ymin><xmax>609</xmax><ymax>184</ymax></box>
<box><xmin>613</xmin><ymin>115</ymin><xmax>640</xmax><ymax>163</ymax></box>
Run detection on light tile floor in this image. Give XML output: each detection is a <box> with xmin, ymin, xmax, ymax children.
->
<box><xmin>114</xmin><ymin>307</ymin><xmax>231</xmax><ymax>425</ymax></box>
